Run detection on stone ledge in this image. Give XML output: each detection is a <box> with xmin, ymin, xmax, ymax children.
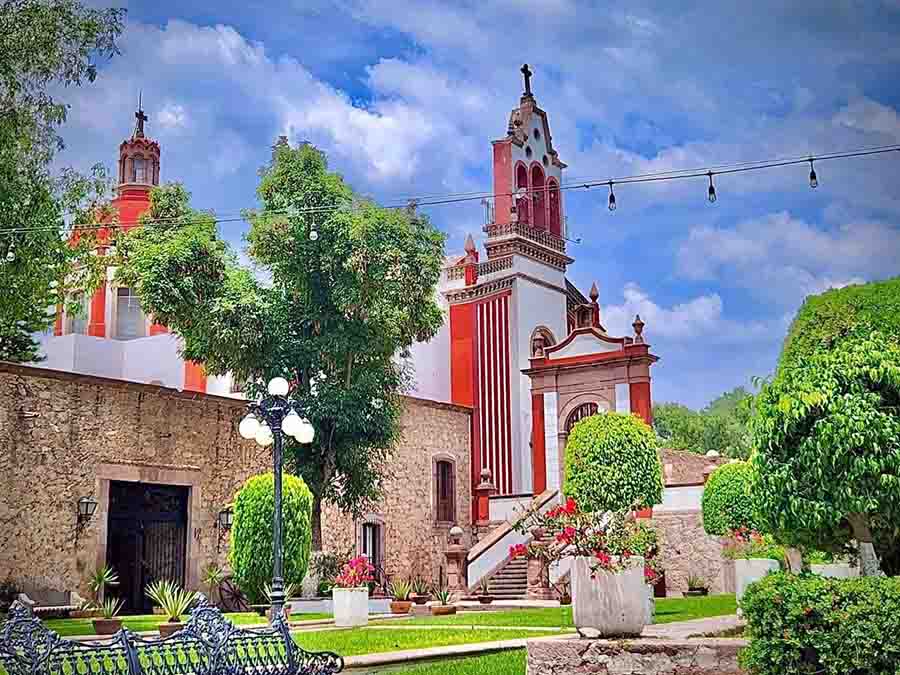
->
<box><xmin>526</xmin><ymin>635</ymin><xmax>748</xmax><ymax>675</ymax></box>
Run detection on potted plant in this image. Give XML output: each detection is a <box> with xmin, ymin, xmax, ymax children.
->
<box><xmin>430</xmin><ymin>586</ymin><xmax>456</xmax><ymax>616</ymax></box>
<box><xmin>804</xmin><ymin>549</ymin><xmax>858</xmax><ymax>579</ymax></box>
<box><xmin>332</xmin><ymin>556</ymin><xmax>373</xmax><ymax>627</ymax></box>
<box><xmin>201</xmin><ymin>564</ymin><xmax>225</xmax><ymax>608</ymax></box>
<box><xmin>476</xmin><ymin>578</ymin><xmax>493</xmax><ymax>605</ymax></box>
<box><xmin>92</xmin><ymin>597</ymin><xmax>124</xmax><ymax>635</ymax></box>
<box><xmin>410</xmin><ymin>577</ymin><xmax>430</xmax><ymax>605</ymax></box>
<box><xmin>684</xmin><ymin>573</ymin><xmax>709</xmax><ymax>597</ymax></box>
<box><xmin>262</xmin><ymin>582</ymin><xmax>299</xmax><ymax>620</ymax></box>
<box><xmin>389</xmin><ymin>578</ymin><xmax>413</xmax><ymax>614</ymax></box>
<box><xmin>554</xmin><ymin>580</ymin><xmax>571</xmax><ymax>606</ymax></box>
<box><xmin>511</xmin><ymin>497</ymin><xmax>647</xmax><ymax>637</ymax></box>
<box><xmin>74</xmin><ymin>565</ymin><xmax>119</xmax><ymax>618</ymax></box>
<box><xmin>724</xmin><ymin>527</ymin><xmax>784</xmax><ymax>601</ymax></box>
<box><xmin>145</xmin><ymin>579</ymin><xmax>197</xmax><ymax>637</ymax></box>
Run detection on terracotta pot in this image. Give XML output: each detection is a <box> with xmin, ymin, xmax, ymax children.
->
<box><xmin>559</xmin><ymin>594</ymin><xmax>572</xmax><ymax>606</ymax></box>
<box><xmin>92</xmin><ymin>618</ymin><xmax>123</xmax><ymax>635</ymax></box>
<box><xmin>477</xmin><ymin>595</ymin><xmax>493</xmax><ymax>605</ymax></box>
<box><xmin>390</xmin><ymin>600</ymin><xmax>412</xmax><ymax>614</ymax></box>
<box><xmin>411</xmin><ymin>594</ymin><xmax>429</xmax><ymax>605</ymax></box>
<box><xmin>430</xmin><ymin>604</ymin><xmax>457</xmax><ymax>616</ymax></box>
<box><xmin>158</xmin><ymin>621</ymin><xmax>183</xmax><ymax>637</ymax></box>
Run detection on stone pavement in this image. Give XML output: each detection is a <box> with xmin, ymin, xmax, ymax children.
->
<box><xmin>642</xmin><ymin>614</ymin><xmax>744</xmax><ymax>638</ymax></box>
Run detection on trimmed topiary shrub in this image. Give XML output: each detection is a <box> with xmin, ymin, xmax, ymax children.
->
<box><xmin>780</xmin><ymin>276</ymin><xmax>900</xmax><ymax>373</ymax></box>
<box><xmin>701</xmin><ymin>461</ymin><xmax>760</xmax><ymax>536</ymax></box>
<box><xmin>740</xmin><ymin>572</ymin><xmax>900</xmax><ymax>675</ymax></box>
<box><xmin>229</xmin><ymin>472</ymin><xmax>313</xmax><ymax>603</ymax></box>
<box><xmin>563</xmin><ymin>412</ymin><xmax>663</xmax><ymax>513</ymax></box>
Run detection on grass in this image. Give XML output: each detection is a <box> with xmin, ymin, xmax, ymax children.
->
<box><xmin>288</xmin><ymin>612</ymin><xmax>333</xmax><ymax>622</ymax></box>
<box><xmin>388</xmin><ymin>649</ymin><xmax>526</xmax><ymax>674</ymax></box>
<box><xmin>293</xmin><ymin>627</ymin><xmax>560</xmax><ymax>657</ymax></box>
<box><xmin>372</xmin><ymin>594</ymin><xmax>737</xmax><ymax>629</ymax></box>
<box><xmin>43</xmin><ymin>612</ymin><xmax>264</xmax><ymax>636</ymax></box>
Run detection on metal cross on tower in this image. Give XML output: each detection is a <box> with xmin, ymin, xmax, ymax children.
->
<box><xmin>134</xmin><ymin>91</ymin><xmax>148</xmax><ymax>138</ymax></box>
<box><xmin>521</xmin><ymin>63</ymin><xmax>533</xmax><ymax>96</ymax></box>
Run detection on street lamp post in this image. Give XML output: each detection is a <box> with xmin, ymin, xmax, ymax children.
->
<box><xmin>238</xmin><ymin>377</ymin><xmax>315</xmax><ymax>622</ymax></box>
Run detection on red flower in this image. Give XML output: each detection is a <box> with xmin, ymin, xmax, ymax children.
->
<box><xmin>509</xmin><ymin>543</ymin><xmax>529</xmax><ymax>559</ymax></box>
<box><xmin>622</xmin><ymin>549</ymin><xmax>632</xmax><ymax>559</ymax></box>
<box><xmin>594</xmin><ymin>551</ymin><xmax>611</xmax><ymax>567</ymax></box>
<box><xmin>563</xmin><ymin>497</ymin><xmax>577</xmax><ymax>515</ymax></box>
<box><xmin>556</xmin><ymin>526</ymin><xmax>576</xmax><ymax>544</ymax></box>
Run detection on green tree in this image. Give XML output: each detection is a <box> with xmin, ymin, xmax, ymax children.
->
<box><xmin>653</xmin><ymin>402</ymin><xmax>704</xmax><ymax>451</ymax></box>
<box><xmin>701</xmin><ymin>461</ymin><xmax>760</xmax><ymax>536</ymax></box>
<box><xmin>0</xmin><ymin>0</ymin><xmax>124</xmax><ymax>361</ymax></box>
<box><xmin>564</xmin><ymin>412</ymin><xmax>663</xmax><ymax>513</ymax></box>
<box><xmin>653</xmin><ymin>387</ymin><xmax>753</xmax><ymax>459</ymax></box>
<box><xmin>229</xmin><ymin>472</ymin><xmax>313</xmax><ymax>603</ymax></box>
<box><xmin>116</xmin><ymin>142</ymin><xmax>445</xmax><ymax>548</ymax></box>
<box><xmin>752</xmin><ymin>334</ymin><xmax>900</xmax><ymax>576</ymax></box>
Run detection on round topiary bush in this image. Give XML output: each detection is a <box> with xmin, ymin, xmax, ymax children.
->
<box><xmin>229</xmin><ymin>472</ymin><xmax>313</xmax><ymax>603</ymax></box>
<box><xmin>701</xmin><ymin>460</ymin><xmax>760</xmax><ymax>536</ymax></box>
<box><xmin>563</xmin><ymin>412</ymin><xmax>663</xmax><ymax>513</ymax></box>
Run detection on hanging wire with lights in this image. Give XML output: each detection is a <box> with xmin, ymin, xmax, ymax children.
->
<box><xmin>0</xmin><ymin>143</ymin><xmax>898</xmax><ymax>236</ymax></box>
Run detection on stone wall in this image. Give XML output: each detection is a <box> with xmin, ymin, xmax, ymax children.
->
<box><xmin>527</xmin><ymin>636</ymin><xmax>747</xmax><ymax>675</ymax></box>
<box><xmin>322</xmin><ymin>396</ymin><xmax>472</xmax><ymax>587</ymax></box>
<box><xmin>0</xmin><ymin>364</ymin><xmax>472</xmax><ymax>603</ymax></box>
<box><xmin>0</xmin><ymin>363</ymin><xmax>268</xmax><ymax>601</ymax></box>
<box><xmin>652</xmin><ymin>510</ymin><xmax>733</xmax><ymax>595</ymax></box>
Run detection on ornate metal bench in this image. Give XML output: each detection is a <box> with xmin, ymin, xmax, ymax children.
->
<box><xmin>0</xmin><ymin>596</ymin><xmax>343</xmax><ymax>675</ymax></box>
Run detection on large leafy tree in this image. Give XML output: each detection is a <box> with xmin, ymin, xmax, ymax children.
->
<box><xmin>752</xmin><ymin>334</ymin><xmax>900</xmax><ymax>576</ymax></box>
<box><xmin>116</xmin><ymin>142</ymin><xmax>446</xmax><ymax>547</ymax></box>
<box><xmin>0</xmin><ymin>0</ymin><xmax>124</xmax><ymax>361</ymax></box>
<box><xmin>653</xmin><ymin>386</ymin><xmax>753</xmax><ymax>459</ymax></box>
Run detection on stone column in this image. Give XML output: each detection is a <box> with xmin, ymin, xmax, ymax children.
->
<box><xmin>526</xmin><ymin>556</ymin><xmax>554</xmax><ymax>600</ymax></box>
<box><xmin>474</xmin><ymin>467</ymin><xmax>496</xmax><ymax>527</ymax></box>
<box><xmin>445</xmin><ymin>526</ymin><xmax>468</xmax><ymax>594</ymax></box>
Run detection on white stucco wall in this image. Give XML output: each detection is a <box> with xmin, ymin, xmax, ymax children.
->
<box><xmin>656</xmin><ymin>485</ymin><xmax>704</xmax><ymax>512</ymax></box>
<box><xmin>406</xmin><ymin>291</ymin><xmax>451</xmax><ymax>403</ymax></box>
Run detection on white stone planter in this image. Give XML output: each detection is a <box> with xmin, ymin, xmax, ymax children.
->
<box><xmin>735</xmin><ymin>558</ymin><xmax>780</xmax><ymax>602</ymax></box>
<box><xmin>571</xmin><ymin>556</ymin><xmax>646</xmax><ymax>637</ymax></box>
<box><xmin>810</xmin><ymin>563</ymin><xmax>858</xmax><ymax>579</ymax></box>
<box><xmin>645</xmin><ymin>583</ymin><xmax>655</xmax><ymax>625</ymax></box>
<box><xmin>332</xmin><ymin>587</ymin><xmax>368</xmax><ymax>627</ymax></box>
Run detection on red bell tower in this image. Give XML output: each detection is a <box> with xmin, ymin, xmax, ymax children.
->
<box><xmin>113</xmin><ymin>94</ymin><xmax>160</xmax><ymax>231</ymax></box>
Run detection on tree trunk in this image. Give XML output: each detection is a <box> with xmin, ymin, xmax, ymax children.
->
<box><xmin>311</xmin><ymin>495</ymin><xmax>323</xmax><ymax>551</ymax></box>
<box><xmin>848</xmin><ymin>513</ymin><xmax>882</xmax><ymax>577</ymax></box>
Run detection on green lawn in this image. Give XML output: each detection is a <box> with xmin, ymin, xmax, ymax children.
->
<box><xmin>373</xmin><ymin>594</ymin><xmax>737</xmax><ymax>629</ymax></box>
<box><xmin>43</xmin><ymin>612</ymin><xmax>264</xmax><ymax>636</ymax></box>
<box><xmin>293</xmin><ymin>627</ymin><xmax>560</xmax><ymax>657</ymax></box>
<box><xmin>391</xmin><ymin>649</ymin><xmax>525</xmax><ymax>674</ymax></box>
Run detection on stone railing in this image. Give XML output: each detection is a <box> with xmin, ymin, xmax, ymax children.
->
<box><xmin>442</xmin><ymin>256</ymin><xmax>513</xmax><ymax>283</ymax></box>
<box><xmin>483</xmin><ymin>221</ymin><xmax>566</xmax><ymax>252</ymax></box>
<box><xmin>443</xmin><ymin>265</ymin><xmax>466</xmax><ymax>281</ymax></box>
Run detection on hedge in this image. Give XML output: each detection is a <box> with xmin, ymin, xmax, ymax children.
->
<box><xmin>563</xmin><ymin>412</ymin><xmax>663</xmax><ymax>513</ymax></box>
<box><xmin>229</xmin><ymin>472</ymin><xmax>313</xmax><ymax>603</ymax></box>
<box><xmin>740</xmin><ymin>572</ymin><xmax>900</xmax><ymax>675</ymax></box>
<box><xmin>701</xmin><ymin>461</ymin><xmax>760</xmax><ymax>536</ymax></box>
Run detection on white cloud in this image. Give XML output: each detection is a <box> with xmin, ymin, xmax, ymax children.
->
<box><xmin>157</xmin><ymin>102</ymin><xmax>188</xmax><ymax>130</ymax></box>
<box><xmin>602</xmin><ymin>283</ymin><xmax>774</xmax><ymax>343</ymax></box>
<box><xmin>676</xmin><ymin>211</ymin><xmax>899</xmax><ymax>303</ymax></box>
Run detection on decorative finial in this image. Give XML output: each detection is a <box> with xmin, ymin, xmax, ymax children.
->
<box><xmin>589</xmin><ymin>282</ymin><xmax>599</xmax><ymax>303</ymax></box>
<box><xmin>632</xmin><ymin>314</ymin><xmax>645</xmax><ymax>343</ymax></box>
<box><xmin>133</xmin><ymin>90</ymin><xmax>148</xmax><ymax>139</ymax></box>
<box><xmin>520</xmin><ymin>63</ymin><xmax>533</xmax><ymax>97</ymax></box>
<box><xmin>464</xmin><ymin>233</ymin><xmax>477</xmax><ymax>254</ymax></box>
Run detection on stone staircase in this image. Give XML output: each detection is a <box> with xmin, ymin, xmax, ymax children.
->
<box><xmin>486</xmin><ymin>555</ymin><xmax>528</xmax><ymax>599</ymax></box>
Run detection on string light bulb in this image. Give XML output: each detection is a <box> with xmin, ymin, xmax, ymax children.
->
<box><xmin>5</xmin><ymin>243</ymin><xmax>14</xmax><ymax>263</ymax></box>
<box><xmin>808</xmin><ymin>158</ymin><xmax>818</xmax><ymax>188</ymax></box>
<box><xmin>607</xmin><ymin>181</ymin><xmax>617</xmax><ymax>211</ymax></box>
<box><xmin>707</xmin><ymin>171</ymin><xmax>717</xmax><ymax>203</ymax></box>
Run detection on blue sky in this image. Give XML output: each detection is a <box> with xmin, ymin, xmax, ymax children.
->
<box><xmin>58</xmin><ymin>0</ymin><xmax>900</xmax><ymax>407</ymax></box>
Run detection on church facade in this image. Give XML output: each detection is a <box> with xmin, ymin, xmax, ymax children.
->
<box><xmin>0</xmin><ymin>69</ymin><xmax>731</xmax><ymax>607</ymax></box>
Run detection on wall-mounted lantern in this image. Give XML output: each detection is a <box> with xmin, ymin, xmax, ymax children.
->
<box><xmin>216</xmin><ymin>505</ymin><xmax>234</xmax><ymax>553</ymax></box>
<box><xmin>75</xmin><ymin>496</ymin><xmax>98</xmax><ymax>543</ymax></box>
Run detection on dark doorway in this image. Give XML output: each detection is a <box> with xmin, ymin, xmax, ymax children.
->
<box><xmin>361</xmin><ymin>522</ymin><xmax>383</xmax><ymax>570</ymax></box>
<box><xmin>106</xmin><ymin>481</ymin><xmax>189</xmax><ymax>614</ymax></box>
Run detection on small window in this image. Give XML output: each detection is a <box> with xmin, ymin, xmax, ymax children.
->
<box><xmin>67</xmin><ymin>292</ymin><xmax>88</xmax><ymax>335</ymax></box>
<box><xmin>436</xmin><ymin>460</ymin><xmax>456</xmax><ymax>523</ymax></box>
<box><xmin>565</xmin><ymin>402</ymin><xmax>599</xmax><ymax>434</ymax></box>
<box><xmin>132</xmin><ymin>156</ymin><xmax>147</xmax><ymax>183</ymax></box>
<box><xmin>525</xmin><ymin>146</ymin><xmax>533</xmax><ymax>159</ymax></box>
<box><xmin>116</xmin><ymin>287</ymin><xmax>145</xmax><ymax>340</ymax></box>
<box><xmin>542</xmin><ymin>154</ymin><xmax>549</xmax><ymax>167</ymax></box>
<box><xmin>534</xmin><ymin>128</ymin><xmax>541</xmax><ymax>140</ymax></box>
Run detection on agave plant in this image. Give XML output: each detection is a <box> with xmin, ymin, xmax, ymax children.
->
<box><xmin>262</xmin><ymin>582</ymin><xmax>299</xmax><ymax>603</ymax></box>
<box><xmin>99</xmin><ymin>596</ymin><xmax>124</xmax><ymax>619</ymax></box>
<box><xmin>145</xmin><ymin>579</ymin><xmax>197</xmax><ymax>622</ymax></box>
<box><xmin>434</xmin><ymin>586</ymin><xmax>454</xmax><ymax>606</ymax></box>
<box><xmin>411</xmin><ymin>577</ymin><xmax>430</xmax><ymax>596</ymax></box>
<box><xmin>389</xmin><ymin>578</ymin><xmax>412</xmax><ymax>601</ymax></box>
<box><xmin>89</xmin><ymin>565</ymin><xmax>119</xmax><ymax>604</ymax></box>
<box><xmin>201</xmin><ymin>564</ymin><xmax>225</xmax><ymax>604</ymax></box>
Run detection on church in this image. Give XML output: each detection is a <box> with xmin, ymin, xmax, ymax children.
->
<box><xmin>0</xmin><ymin>67</ymin><xmax>729</xmax><ymax>611</ymax></box>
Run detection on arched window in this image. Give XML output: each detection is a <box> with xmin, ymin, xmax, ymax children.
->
<box><xmin>531</xmin><ymin>165</ymin><xmax>546</xmax><ymax>230</ymax></box>
<box><xmin>132</xmin><ymin>156</ymin><xmax>147</xmax><ymax>183</ymax></box>
<box><xmin>435</xmin><ymin>459</ymin><xmax>456</xmax><ymax>523</ymax></box>
<box><xmin>530</xmin><ymin>326</ymin><xmax>556</xmax><ymax>357</ymax></box>
<box><xmin>548</xmin><ymin>179</ymin><xmax>561</xmax><ymax>236</ymax></box>
<box><xmin>515</xmin><ymin>163</ymin><xmax>529</xmax><ymax>224</ymax></box>
<box><xmin>565</xmin><ymin>402</ymin><xmax>598</xmax><ymax>434</ymax></box>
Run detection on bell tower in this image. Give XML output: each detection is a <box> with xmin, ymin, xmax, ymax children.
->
<box><xmin>113</xmin><ymin>94</ymin><xmax>160</xmax><ymax>230</ymax></box>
